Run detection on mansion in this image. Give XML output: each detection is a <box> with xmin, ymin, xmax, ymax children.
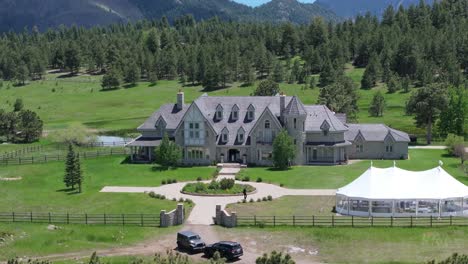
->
<box><xmin>127</xmin><ymin>92</ymin><xmax>410</xmax><ymax>166</ymax></box>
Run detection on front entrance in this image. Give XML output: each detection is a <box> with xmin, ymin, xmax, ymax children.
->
<box><xmin>228</xmin><ymin>149</ymin><xmax>240</xmax><ymax>163</ymax></box>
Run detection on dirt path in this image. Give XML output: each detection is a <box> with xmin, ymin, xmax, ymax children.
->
<box><xmin>7</xmin><ymin>224</ymin><xmax>321</xmax><ymax>264</ymax></box>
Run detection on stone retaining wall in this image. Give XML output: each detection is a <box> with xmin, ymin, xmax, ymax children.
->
<box><xmin>214</xmin><ymin>204</ymin><xmax>237</xmax><ymax>228</ymax></box>
<box><xmin>160</xmin><ymin>204</ymin><xmax>184</xmax><ymax>227</ymax></box>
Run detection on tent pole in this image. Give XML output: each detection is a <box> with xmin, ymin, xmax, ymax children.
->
<box><xmin>347</xmin><ymin>197</ymin><xmax>350</xmax><ymax>215</ymax></box>
<box><xmin>438</xmin><ymin>200</ymin><xmax>442</xmax><ymax>218</ymax></box>
<box><xmin>369</xmin><ymin>200</ymin><xmax>372</xmax><ymax>217</ymax></box>
<box><xmin>415</xmin><ymin>200</ymin><xmax>419</xmax><ymax>218</ymax></box>
<box><xmin>392</xmin><ymin>200</ymin><xmax>395</xmax><ymax>217</ymax></box>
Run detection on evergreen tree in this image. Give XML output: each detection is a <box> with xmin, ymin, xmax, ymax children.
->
<box><xmin>240</xmin><ymin>59</ymin><xmax>255</xmax><ymax>86</ymax></box>
<box><xmin>88</xmin><ymin>252</ymin><xmax>100</xmax><ymax>264</ymax></box>
<box><xmin>64</xmin><ymin>144</ymin><xmax>76</xmax><ymax>190</ymax></box>
<box><xmin>438</xmin><ymin>88</ymin><xmax>467</xmax><ymax>137</ymax></box>
<box><xmin>369</xmin><ymin>91</ymin><xmax>386</xmax><ymax>117</ymax></box>
<box><xmin>309</xmin><ymin>76</ymin><xmax>317</xmax><ymax>89</ymax></box>
<box><xmin>406</xmin><ymin>83</ymin><xmax>448</xmax><ymax>144</ymax></box>
<box><xmin>319</xmin><ymin>59</ymin><xmax>336</xmax><ymax>87</ymax></box>
<box><xmin>254</xmin><ymin>79</ymin><xmax>279</xmax><ymax>96</ymax></box>
<box><xmin>154</xmin><ymin>133</ymin><xmax>182</xmax><ymax>169</ymax></box>
<box><xmin>256</xmin><ymin>251</ymin><xmax>295</xmax><ymax>264</ymax></box>
<box><xmin>273</xmin><ymin>62</ymin><xmax>284</xmax><ymax>83</ymax></box>
<box><xmin>387</xmin><ymin>74</ymin><xmax>401</xmax><ymax>93</ymax></box>
<box><xmin>361</xmin><ymin>54</ymin><xmax>381</xmax><ymax>89</ymax></box>
<box><xmin>16</xmin><ymin>110</ymin><xmax>43</xmax><ymax>143</ymax></box>
<box><xmin>64</xmin><ymin>42</ymin><xmax>80</xmax><ymax>74</ymax></box>
<box><xmin>101</xmin><ymin>68</ymin><xmax>122</xmax><ymax>90</ymax></box>
<box><xmin>124</xmin><ymin>63</ymin><xmax>140</xmax><ymax>86</ymax></box>
<box><xmin>75</xmin><ymin>152</ymin><xmax>83</xmax><ymax>193</ymax></box>
<box><xmin>15</xmin><ymin>62</ymin><xmax>29</xmax><ymax>86</ymax></box>
<box><xmin>13</xmin><ymin>98</ymin><xmax>23</xmax><ymax>112</ymax></box>
<box><xmin>272</xmin><ymin>130</ymin><xmax>296</xmax><ymax>170</ymax></box>
<box><xmin>318</xmin><ymin>76</ymin><xmax>359</xmax><ymax>120</ymax></box>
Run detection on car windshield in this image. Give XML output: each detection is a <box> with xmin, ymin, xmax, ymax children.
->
<box><xmin>189</xmin><ymin>235</ymin><xmax>200</xmax><ymax>240</ymax></box>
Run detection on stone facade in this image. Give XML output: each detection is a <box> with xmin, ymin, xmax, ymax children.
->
<box><xmin>128</xmin><ymin>93</ymin><xmax>410</xmax><ymax>165</ymax></box>
<box><xmin>160</xmin><ymin>203</ymin><xmax>184</xmax><ymax>227</ymax></box>
<box><xmin>214</xmin><ymin>205</ymin><xmax>237</xmax><ymax>228</ymax></box>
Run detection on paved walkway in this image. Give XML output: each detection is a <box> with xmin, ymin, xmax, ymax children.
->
<box><xmin>408</xmin><ymin>145</ymin><xmax>446</xmax><ymax>149</ymax></box>
<box><xmin>101</xmin><ymin>181</ymin><xmax>335</xmax><ymax>225</ymax></box>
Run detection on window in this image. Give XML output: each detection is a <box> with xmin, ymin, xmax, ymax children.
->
<box><xmin>247</xmin><ymin>111</ymin><xmax>254</xmax><ymax>120</ymax></box>
<box><xmin>294</xmin><ymin>139</ymin><xmax>297</xmax><ymax>145</ymax></box>
<box><xmin>238</xmin><ymin>133</ymin><xmax>244</xmax><ymax>142</ymax></box>
<box><xmin>222</xmin><ymin>134</ymin><xmax>228</xmax><ymax>142</ymax></box>
<box><xmin>188</xmin><ymin>122</ymin><xmax>201</xmax><ymax>139</ymax></box>
<box><xmin>265</xmin><ymin>120</ymin><xmax>270</xmax><ymax>129</ymax></box>
<box><xmin>232</xmin><ymin>111</ymin><xmax>238</xmax><ymax>120</ymax></box>
<box><xmin>188</xmin><ymin>149</ymin><xmax>204</xmax><ymax>159</ymax></box>
<box><xmin>293</xmin><ymin>118</ymin><xmax>297</xmax><ymax>129</ymax></box>
<box><xmin>216</xmin><ymin>111</ymin><xmax>222</xmax><ymax>119</ymax></box>
<box><xmin>356</xmin><ymin>144</ymin><xmax>363</xmax><ymax>153</ymax></box>
<box><xmin>323</xmin><ymin>130</ymin><xmax>328</xmax><ymax>136</ymax></box>
<box><xmin>386</xmin><ymin>145</ymin><xmax>393</xmax><ymax>152</ymax></box>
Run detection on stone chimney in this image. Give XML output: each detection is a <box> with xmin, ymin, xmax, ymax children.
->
<box><xmin>280</xmin><ymin>92</ymin><xmax>286</xmax><ymax>120</ymax></box>
<box><xmin>177</xmin><ymin>90</ymin><xmax>184</xmax><ymax>111</ymax></box>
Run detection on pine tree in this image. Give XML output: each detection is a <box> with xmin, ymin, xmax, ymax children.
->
<box><xmin>64</xmin><ymin>144</ymin><xmax>76</xmax><ymax>190</ymax></box>
<box><xmin>124</xmin><ymin>63</ymin><xmax>140</xmax><ymax>86</ymax></box>
<box><xmin>272</xmin><ymin>130</ymin><xmax>296</xmax><ymax>170</ymax></box>
<box><xmin>361</xmin><ymin>54</ymin><xmax>381</xmax><ymax>89</ymax></box>
<box><xmin>64</xmin><ymin>42</ymin><xmax>80</xmax><ymax>74</ymax></box>
<box><xmin>319</xmin><ymin>59</ymin><xmax>336</xmax><ymax>87</ymax></box>
<box><xmin>13</xmin><ymin>98</ymin><xmax>23</xmax><ymax>112</ymax></box>
<box><xmin>101</xmin><ymin>68</ymin><xmax>122</xmax><ymax>90</ymax></box>
<box><xmin>387</xmin><ymin>75</ymin><xmax>401</xmax><ymax>93</ymax></box>
<box><xmin>369</xmin><ymin>91</ymin><xmax>386</xmax><ymax>117</ymax></box>
<box><xmin>273</xmin><ymin>62</ymin><xmax>284</xmax><ymax>83</ymax></box>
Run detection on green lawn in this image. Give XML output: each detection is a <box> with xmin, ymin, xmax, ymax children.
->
<box><xmin>0</xmin><ymin>68</ymin><xmax>426</xmax><ymax>135</ymax></box>
<box><xmin>227</xmin><ymin>196</ymin><xmax>335</xmax><ymax>216</ymax></box>
<box><xmin>0</xmin><ymin>223</ymin><xmax>178</xmax><ymax>260</ymax></box>
<box><xmin>240</xmin><ymin>149</ymin><xmax>467</xmax><ymax>189</ymax></box>
<box><xmin>224</xmin><ymin>226</ymin><xmax>468</xmax><ymax>264</ymax></box>
<box><xmin>0</xmin><ymin>156</ymin><xmax>215</xmax><ymax>213</ymax></box>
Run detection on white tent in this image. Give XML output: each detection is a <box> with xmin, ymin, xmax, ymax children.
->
<box><xmin>336</xmin><ymin>164</ymin><xmax>468</xmax><ymax>217</ymax></box>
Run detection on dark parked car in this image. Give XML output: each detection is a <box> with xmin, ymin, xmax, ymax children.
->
<box><xmin>204</xmin><ymin>241</ymin><xmax>243</xmax><ymax>260</ymax></box>
<box><xmin>176</xmin><ymin>231</ymin><xmax>206</xmax><ymax>253</ymax></box>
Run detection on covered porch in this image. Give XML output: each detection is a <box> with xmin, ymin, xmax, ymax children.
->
<box><xmin>305</xmin><ymin>141</ymin><xmax>351</xmax><ymax>165</ymax></box>
<box><xmin>126</xmin><ymin>136</ymin><xmax>162</xmax><ymax>163</ymax></box>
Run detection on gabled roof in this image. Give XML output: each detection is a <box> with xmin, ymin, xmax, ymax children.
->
<box><xmin>138</xmin><ymin>103</ymin><xmax>189</xmax><ymax>131</ymax></box>
<box><xmin>283</xmin><ymin>96</ymin><xmax>307</xmax><ymax>116</ymax></box>
<box><xmin>304</xmin><ymin>105</ymin><xmax>348</xmax><ymax>132</ymax></box>
<box><xmin>345</xmin><ymin>124</ymin><xmax>410</xmax><ymax>142</ymax></box>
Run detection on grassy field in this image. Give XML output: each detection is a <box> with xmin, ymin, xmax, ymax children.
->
<box><xmin>228</xmin><ymin>196</ymin><xmax>335</xmax><ymax>216</ymax></box>
<box><xmin>0</xmin><ymin>156</ymin><xmax>215</xmax><ymax>213</ymax></box>
<box><xmin>0</xmin><ymin>223</ymin><xmax>178</xmax><ymax>260</ymax></box>
<box><xmin>0</xmin><ymin>68</ymin><xmax>427</xmax><ymax>135</ymax></box>
<box><xmin>240</xmin><ymin>149</ymin><xmax>467</xmax><ymax>189</ymax></box>
<box><xmin>222</xmin><ymin>226</ymin><xmax>468</xmax><ymax>264</ymax></box>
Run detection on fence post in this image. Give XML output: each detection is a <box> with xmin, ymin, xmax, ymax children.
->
<box><xmin>19</xmin><ymin>157</ymin><xmax>21</xmax><ymax>164</ymax></box>
<box><xmin>410</xmin><ymin>216</ymin><xmax>413</xmax><ymax>227</ymax></box>
<box><xmin>293</xmin><ymin>215</ymin><xmax>295</xmax><ymax>226</ymax></box>
<box><xmin>371</xmin><ymin>216</ymin><xmax>374</xmax><ymax>227</ymax></box>
<box><xmin>104</xmin><ymin>214</ymin><xmax>107</xmax><ymax>225</ymax></box>
<box><xmin>30</xmin><ymin>212</ymin><xmax>33</xmax><ymax>222</ymax></box>
<box><xmin>254</xmin><ymin>215</ymin><xmax>256</xmax><ymax>226</ymax></box>
<box><xmin>141</xmin><ymin>214</ymin><xmax>144</xmax><ymax>226</ymax></box>
<box><xmin>122</xmin><ymin>214</ymin><xmax>125</xmax><ymax>226</ymax></box>
<box><xmin>48</xmin><ymin>212</ymin><xmax>51</xmax><ymax>224</ymax></box>
<box><xmin>450</xmin><ymin>215</ymin><xmax>453</xmax><ymax>226</ymax></box>
<box><xmin>67</xmin><ymin>213</ymin><xmax>69</xmax><ymax>224</ymax></box>
<box><xmin>85</xmin><ymin>214</ymin><xmax>88</xmax><ymax>224</ymax></box>
<box><xmin>430</xmin><ymin>215</ymin><xmax>432</xmax><ymax>227</ymax></box>
<box><xmin>351</xmin><ymin>215</ymin><xmax>354</xmax><ymax>227</ymax></box>
<box><xmin>391</xmin><ymin>216</ymin><xmax>393</xmax><ymax>227</ymax></box>
<box><xmin>32</xmin><ymin>156</ymin><xmax>34</xmax><ymax>164</ymax></box>
<box><xmin>12</xmin><ymin>212</ymin><xmax>15</xmax><ymax>222</ymax></box>
<box><xmin>273</xmin><ymin>216</ymin><xmax>275</xmax><ymax>227</ymax></box>
<box><xmin>312</xmin><ymin>215</ymin><xmax>315</xmax><ymax>227</ymax></box>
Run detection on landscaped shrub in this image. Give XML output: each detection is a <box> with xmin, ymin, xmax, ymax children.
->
<box><xmin>208</xmin><ymin>180</ymin><xmax>220</xmax><ymax>190</ymax></box>
<box><xmin>257</xmin><ymin>221</ymin><xmax>266</xmax><ymax>228</ymax></box>
<box><xmin>257</xmin><ymin>198</ymin><xmax>262</xmax><ymax>202</ymax></box>
<box><xmin>172</xmin><ymin>198</ymin><xmax>177</xmax><ymax>201</ymax></box>
<box><xmin>242</xmin><ymin>199</ymin><xmax>247</xmax><ymax>203</ymax></box>
<box><xmin>155</xmin><ymin>194</ymin><xmax>161</xmax><ymax>199</ymax></box>
<box><xmin>256</xmin><ymin>177</ymin><xmax>263</xmax><ymax>182</ymax></box>
<box><xmin>219</xmin><ymin>178</ymin><xmax>235</xmax><ymax>190</ymax></box>
<box><xmin>173</xmin><ymin>179</ymin><xmax>177</xmax><ymax>183</ymax></box>
<box><xmin>196</xmin><ymin>176</ymin><xmax>202</xmax><ymax>181</ymax></box>
<box><xmin>161</xmin><ymin>180</ymin><xmax>166</xmax><ymax>185</ymax></box>
<box><xmin>184</xmin><ymin>199</ymin><xmax>193</xmax><ymax>204</ymax></box>
<box><xmin>160</xmin><ymin>195</ymin><xmax>166</xmax><ymax>200</ymax></box>
<box><xmin>249</xmin><ymin>198</ymin><xmax>254</xmax><ymax>203</ymax></box>
<box><xmin>242</xmin><ymin>176</ymin><xmax>250</xmax><ymax>182</ymax></box>
<box><xmin>267</xmin><ymin>195</ymin><xmax>273</xmax><ymax>201</ymax></box>
<box><xmin>262</xmin><ymin>197</ymin><xmax>267</xmax><ymax>201</ymax></box>
<box><xmin>178</xmin><ymin>198</ymin><xmax>184</xmax><ymax>202</ymax></box>
<box><xmin>280</xmin><ymin>183</ymin><xmax>284</xmax><ymax>187</ymax></box>
<box><xmin>148</xmin><ymin>191</ymin><xmax>156</xmax><ymax>198</ymax></box>
<box><xmin>195</xmin><ymin>182</ymin><xmax>206</xmax><ymax>192</ymax></box>
<box><xmin>166</xmin><ymin>179</ymin><xmax>173</xmax><ymax>184</ymax></box>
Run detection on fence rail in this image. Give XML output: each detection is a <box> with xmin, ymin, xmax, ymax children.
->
<box><xmin>0</xmin><ymin>148</ymin><xmax>129</xmax><ymax>166</ymax></box>
<box><xmin>0</xmin><ymin>212</ymin><xmax>160</xmax><ymax>227</ymax></box>
<box><xmin>237</xmin><ymin>215</ymin><xmax>468</xmax><ymax>228</ymax></box>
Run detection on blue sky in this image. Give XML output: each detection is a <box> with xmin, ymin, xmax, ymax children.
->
<box><xmin>233</xmin><ymin>0</ymin><xmax>316</xmax><ymax>7</ymax></box>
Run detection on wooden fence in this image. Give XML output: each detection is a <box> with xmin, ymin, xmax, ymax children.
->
<box><xmin>0</xmin><ymin>148</ymin><xmax>129</xmax><ymax>166</ymax></box>
<box><xmin>0</xmin><ymin>212</ymin><xmax>160</xmax><ymax>227</ymax></box>
<box><xmin>237</xmin><ymin>215</ymin><xmax>468</xmax><ymax>228</ymax></box>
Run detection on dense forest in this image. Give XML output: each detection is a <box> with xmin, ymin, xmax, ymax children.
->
<box><xmin>0</xmin><ymin>0</ymin><xmax>466</xmax><ymax>141</ymax></box>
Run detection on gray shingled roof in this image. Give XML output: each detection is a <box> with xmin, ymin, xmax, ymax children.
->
<box><xmin>194</xmin><ymin>96</ymin><xmax>293</xmax><ymax>145</ymax></box>
<box><xmin>284</xmin><ymin>96</ymin><xmax>307</xmax><ymax>116</ymax></box>
<box><xmin>304</xmin><ymin>105</ymin><xmax>348</xmax><ymax>132</ymax></box>
<box><xmin>138</xmin><ymin>104</ymin><xmax>189</xmax><ymax>131</ymax></box>
<box><xmin>345</xmin><ymin>124</ymin><xmax>410</xmax><ymax>142</ymax></box>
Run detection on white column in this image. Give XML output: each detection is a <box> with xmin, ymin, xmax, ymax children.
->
<box><xmin>415</xmin><ymin>200</ymin><xmax>419</xmax><ymax>218</ymax></box>
<box><xmin>369</xmin><ymin>200</ymin><xmax>372</xmax><ymax>217</ymax></box>
<box><xmin>392</xmin><ymin>200</ymin><xmax>395</xmax><ymax>217</ymax></box>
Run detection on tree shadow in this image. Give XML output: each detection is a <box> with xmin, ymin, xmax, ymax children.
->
<box><xmin>266</xmin><ymin>167</ymin><xmax>292</xmax><ymax>172</ymax></box>
<box><xmin>123</xmin><ymin>83</ymin><xmax>137</xmax><ymax>89</ymax></box>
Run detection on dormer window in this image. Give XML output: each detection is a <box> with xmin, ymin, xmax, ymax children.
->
<box><xmin>231</xmin><ymin>104</ymin><xmax>239</xmax><ymax>121</ymax></box>
<box><xmin>221</xmin><ymin>127</ymin><xmax>229</xmax><ymax>143</ymax></box>
<box><xmin>216</xmin><ymin>104</ymin><xmax>223</xmax><ymax>120</ymax></box>
<box><xmin>320</xmin><ymin>120</ymin><xmax>330</xmax><ymax>136</ymax></box>
<box><xmin>265</xmin><ymin>120</ymin><xmax>270</xmax><ymax>129</ymax></box>
<box><xmin>237</xmin><ymin>127</ymin><xmax>245</xmax><ymax>143</ymax></box>
<box><xmin>247</xmin><ymin>104</ymin><xmax>255</xmax><ymax>120</ymax></box>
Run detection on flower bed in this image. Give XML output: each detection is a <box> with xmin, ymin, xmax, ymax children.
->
<box><xmin>182</xmin><ymin>179</ymin><xmax>256</xmax><ymax>196</ymax></box>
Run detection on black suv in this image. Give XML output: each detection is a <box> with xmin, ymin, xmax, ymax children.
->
<box><xmin>204</xmin><ymin>241</ymin><xmax>243</xmax><ymax>260</ymax></box>
<box><xmin>176</xmin><ymin>231</ymin><xmax>206</xmax><ymax>253</ymax></box>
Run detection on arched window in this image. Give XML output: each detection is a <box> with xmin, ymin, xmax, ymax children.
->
<box><xmin>293</xmin><ymin>118</ymin><xmax>297</xmax><ymax>129</ymax></box>
<box><xmin>265</xmin><ymin>120</ymin><xmax>270</xmax><ymax>129</ymax></box>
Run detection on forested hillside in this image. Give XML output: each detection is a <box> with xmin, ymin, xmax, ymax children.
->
<box><xmin>316</xmin><ymin>0</ymin><xmax>435</xmax><ymax>18</ymax></box>
<box><xmin>0</xmin><ymin>0</ymin><xmax>466</xmax><ymax>139</ymax></box>
<box><xmin>0</xmin><ymin>0</ymin><xmax>339</xmax><ymax>32</ymax></box>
